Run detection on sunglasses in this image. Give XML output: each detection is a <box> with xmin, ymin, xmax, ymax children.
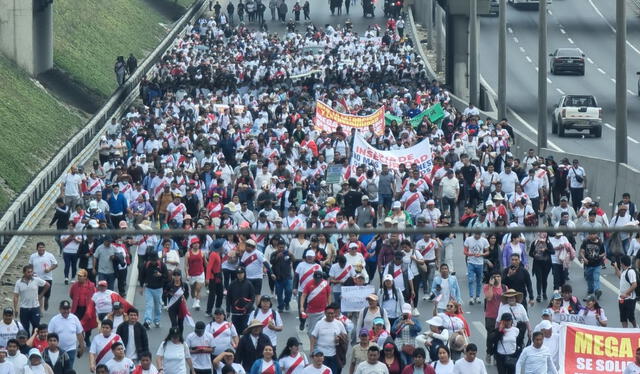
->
<box><xmin>446</xmin><ymin>305</ymin><xmax>454</xmax><ymax>308</ymax></box>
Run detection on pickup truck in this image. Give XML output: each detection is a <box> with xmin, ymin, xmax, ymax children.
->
<box><xmin>551</xmin><ymin>95</ymin><xmax>602</xmax><ymax>138</ymax></box>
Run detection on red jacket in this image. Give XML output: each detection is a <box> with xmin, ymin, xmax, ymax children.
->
<box><xmin>69</xmin><ymin>280</ymin><xmax>96</xmax><ymax>314</ymax></box>
<box><xmin>205</xmin><ymin>251</ymin><xmax>222</xmax><ymax>282</ymax></box>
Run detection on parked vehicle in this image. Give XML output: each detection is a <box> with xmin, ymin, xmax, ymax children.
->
<box><xmin>552</xmin><ymin>95</ymin><xmax>602</xmax><ymax>138</ymax></box>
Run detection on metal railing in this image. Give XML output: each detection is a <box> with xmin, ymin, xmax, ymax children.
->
<box><xmin>0</xmin><ymin>0</ymin><xmax>210</xmax><ymax>276</ymax></box>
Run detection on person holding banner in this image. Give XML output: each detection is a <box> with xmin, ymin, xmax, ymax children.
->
<box><xmin>579</xmin><ymin>294</ymin><xmax>608</xmax><ymax>327</ymax></box>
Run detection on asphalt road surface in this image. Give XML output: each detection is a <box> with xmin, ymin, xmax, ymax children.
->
<box><xmin>479</xmin><ymin>0</ymin><xmax>640</xmax><ymax>168</ymax></box>
<box><xmin>6</xmin><ymin>3</ymin><xmax>638</xmax><ymax>374</ymax></box>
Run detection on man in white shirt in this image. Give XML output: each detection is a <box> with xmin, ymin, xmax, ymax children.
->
<box><xmin>499</xmin><ymin>164</ymin><xmax>519</xmax><ymax>199</ymax></box>
<box><xmin>89</xmin><ymin>319</ymin><xmax>122</xmax><ymax>372</ymax></box>
<box><xmin>354</xmin><ymin>346</ymin><xmax>389</xmax><ymax>374</ymax></box>
<box><xmin>515</xmin><ymin>331</ymin><xmax>557</xmax><ymax>374</ymax></box>
<box><xmin>463</xmin><ymin>233</ymin><xmax>490</xmax><ymax>305</ymax></box>
<box><xmin>186</xmin><ymin>321</ymin><xmax>214</xmax><ymax>374</ymax></box>
<box><xmin>301</xmin><ymin>350</ymin><xmax>333</xmax><ymax>374</ymax></box>
<box><xmin>134</xmin><ymin>352</ymin><xmax>159</xmax><ymax>374</ymax></box>
<box><xmin>28</xmin><ymin>243</ymin><xmax>58</xmax><ymax>312</ymax></box>
<box><xmin>520</xmin><ymin>169</ymin><xmax>543</xmax><ymax>214</ymax></box>
<box><xmin>63</xmin><ymin>166</ymin><xmax>83</xmax><ymax>209</ymax></box>
<box><xmin>453</xmin><ymin>344</ymin><xmax>487</xmax><ymax>374</ymax></box>
<box><xmin>105</xmin><ymin>342</ymin><xmax>134</xmax><ymax>374</ymax></box>
<box><xmin>5</xmin><ymin>340</ymin><xmax>26</xmax><ymax>374</ymax></box>
<box><xmin>13</xmin><ymin>265</ymin><xmax>48</xmax><ymax>334</ymax></box>
<box><xmin>0</xmin><ymin>309</ymin><xmax>22</xmax><ymax>349</ymax></box>
<box><xmin>46</xmin><ymin>300</ymin><xmax>84</xmax><ymax>368</ymax></box>
<box><xmin>615</xmin><ymin>255</ymin><xmax>638</xmax><ymax>328</ymax></box>
<box><xmin>0</xmin><ymin>348</ymin><xmax>14</xmax><ymax>374</ymax></box>
<box><xmin>439</xmin><ymin>169</ymin><xmax>459</xmax><ymax>222</ymax></box>
<box><xmin>310</xmin><ymin>304</ymin><xmax>347</xmax><ymax>374</ymax></box>
<box><xmin>624</xmin><ymin>347</ymin><xmax>640</xmax><ymax>374</ymax></box>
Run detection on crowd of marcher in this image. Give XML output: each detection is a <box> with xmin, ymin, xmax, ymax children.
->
<box><xmin>6</xmin><ymin>4</ymin><xmax>640</xmax><ymax>374</ymax></box>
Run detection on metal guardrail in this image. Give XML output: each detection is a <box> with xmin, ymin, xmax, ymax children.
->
<box><xmin>0</xmin><ymin>0</ymin><xmax>210</xmax><ymax>276</ymax></box>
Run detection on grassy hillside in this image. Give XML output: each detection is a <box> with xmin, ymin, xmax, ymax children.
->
<box><xmin>53</xmin><ymin>0</ymin><xmax>177</xmax><ymax>98</ymax></box>
<box><xmin>0</xmin><ymin>0</ymin><xmax>198</xmax><ymax>213</ymax></box>
<box><xmin>0</xmin><ymin>56</ymin><xmax>84</xmax><ymax>209</ymax></box>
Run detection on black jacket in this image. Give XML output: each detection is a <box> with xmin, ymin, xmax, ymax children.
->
<box><xmin>42</xmin><ymin>348</ymin><xmax>72</xmax><ymax>374</ymax></box>
<box><xmin>226</xmin><ymin>279</ymin><xmax>256</xmax><ymax>315</ymax></box>
<box><xmin>502</xmin><ymin>264</ymin><xmax>534</xmax><ymax>301</ymax></box>
<box><xmin>50</xmin><ymin>206</ymin><xmax>70</xmax><ymax>230</ymax></box>
<box><xmin>116</xmin><ymin>321</ymin><xmax>149</xmax><ymax>357</ymax></box>
<box><xmin>140</xmin><ymin>260</ymin><xmax>169</xmax><ymax>289</ymax></box>
<box><xmin>270</xmin><ymin>250</ymin><xmax>293</xmax><ymax>280</ymax></box>
<box><xmin>235</xmin><ymin>333</ymin><xmax>272</xmax><ymax>371</ymax></box>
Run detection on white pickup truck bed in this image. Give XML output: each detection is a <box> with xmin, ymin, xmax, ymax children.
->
<box><xmin>552</xmin><ymin>95</ymin><xmax>602</xmax><ymax>137</ymax></box>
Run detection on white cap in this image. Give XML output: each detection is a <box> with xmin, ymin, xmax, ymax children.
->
<box><xmin>305</xmin><ymin>250</ymin><xmax>316</xmax><ymax>257</ymax></box>
<box><xmin>88</xmin><ymin>200</ymin><xmax>98</xmax><ymax>210</ymax></box>
<box><xmin>401</xmin><ymin>303</ymin><xmax>412</xmax><ymax>314</ymax></box>
<box><xmin>88</xmin><ymin>219</ymin><xmax>99</xmax><ymax>228</ymax></box>
<box><xmin>349</xmin><ymin>242</ymin><xmax>358</xmax><ymax>249</ymax></box>
<box><xmin>426</xmin><ymin>199</ymin><xmax>435</xmax><ymax>205</ymax></box>
<box><xmin>383</xmin><ymin>274</ymin><xmax>393</xmax><ymax>282</ymax></box>
<box><xmin>426</xmin><ymin>316</ymin><xmax>444</xmax><ymax>327</ymax></box>
<box><xmin>392</xmin><ymin>201</ymin><xmax>401</xmax><ymax>209</ymax></box>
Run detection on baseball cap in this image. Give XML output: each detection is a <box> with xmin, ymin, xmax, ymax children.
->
<box><xmin>113</xmin><ymin>301</ymin><xmax>122</xmax><ymax>310</ymax></box>
<box><xmin>359</xmin><ymin>328</ymin><xmax>369</xmax><ymax>336</ymax></box>
<box><xmin>16</xmin><ymin>330</ymin><xmax>29</xmax><ymax>339</ymax></box>
<box><xmin>59</xmin><ymin>300</ymin><xmax>71</xmax><ymax>309</ymax></box>
<box><xmin>2</xmin><ymin>308</ymin><xmax>13</xmax><ymax>315</ymax></box>
<box><xmin>98</xmin><ymin>280</ymin><xmax>108</xmax><ymax>287</ymax></box>
<box><xmin>542</xmin><ymin>308</ymin><xmax>554</xmax><ymax>317</ymax></box>
<box><xmin>195</xmin><ymin>321</ymin><xmax>206</xmax><ymax>330</ymax></box>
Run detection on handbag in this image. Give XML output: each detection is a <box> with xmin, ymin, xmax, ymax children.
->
<box><xmin>414</xmin><ymin>249</ymin><xmax>429</xmax><ymax>273</ymax></box>
<box><xmin>401</xmin><ymin>344</ymin><xmax>415</xmax><ymax>356</ymax></box>
<box><xmin>499</xmin><ymin>340</ymin><xmax>518</xmax><ymax>367</ymax></box>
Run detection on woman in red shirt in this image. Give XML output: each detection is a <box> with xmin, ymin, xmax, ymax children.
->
<box><xmin>380</xmin><ymin>340</ymin><xmax>404</xmax><ymax>374</ymax></box>
<box><xmin>69</xmin><ymin>269</ymin><xmax>96</xmax><ymax>345</ymax></box>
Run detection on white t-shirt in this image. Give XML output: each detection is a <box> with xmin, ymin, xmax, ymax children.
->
<box><xmin>354</xmin><ymin>361</ymin><xmax>389</xmax><ymax>374</ymax></box>
<box><xmin>64</xmin><ymin>173</ymin><xmax>83</xmax><ymax>197</ymax></box>
<box><xmin>628</xmin><ymin>239</ymin><xmax>640</xmax><ymax>258</ymax></box>
<box><xmin>28</xmin><ymin>253</ymin><xmax>58</xmax><ymax>281</ymax></box>
<box><xmin>620</xmin><ymin>268</ymin><xmax>637</xmax><ymax>300</ymax></box>
<box><xmin>301</xmin><ymin>364</ymin><xmax>332</xmax><ymax>374</ymax></box>
<box><xmin>89</xmin><ymin>333</ymin><xmax>121</xmax><ymax>365</ymax></box>
<box><xmin>0</xmin><ymin>361</ymin><xmax>15</xmax><ymax>374</ymax></box>
<box><xmin>497</xmin><ymin>303</ymin><xmax>529</xmax><ymax>324</ymax></box>
<box><xmin>156</xmin><ymin>341</ymin><xmax>190</xmax><ymax>374</ymax></box>
<box><xmin>624</xmin><ymin>362</ymin><xmax>640</xmax><ymax>374</ymax></box>
<box><xmin>496</xmin><ymin>327</ymin><xmax>518</xmax><ymax>354</ymax></box>
<box><xmin>13</xmin><ymin>277</ymin><xmax>46</xmax><ymax>308</ymax></box>
<box><xmin>185</xmin><ymin>332</ymin><xmax>215</xmax><ymax>370</ymax></box>
<box><xmin>92</xmin><ymin>290</ymin><xmax>114</xmax><ymax>314</ymax></box>
<box><xmin>215</xmin><ymin>362</ymin><xmax>245</xmax><ymax>374</ymax></box>
<box><xmin>205</xmin><ymin>321</ymin><xmax>238</xmax><ymax>356</ymax></box>
<box><xmin>241</xmin><ymin>249</ymin><xmax>265</xmax><ymax>280</ymax></box>
<box><xmin>0</xmin><ymin>320</ymin><xmax>22</xmax><ymax>348</ymax></box>
<box><xmin>279</xmin><ymin>353</ymin><xmax>308</xmax><ymax>374</ymax></box>
<box><xmin>568</xmin><ymin>166</ymin><xmax>586</xmax><ymax>188</ymax></box>
<box><xmin>452</xmin><ymin>358</ymin><xmax>487</xmax><ymax>374</ymax></box>
<box><xmin>105</xmin><ymin>357</ymin><xmax>135</xmax><ymax>374</ymax></box>
<box><xmin>432</xmin><ymin>360</ymin><xmax>455</xmax><ymax>374</ymax></box>
<box><xmin>310</xmin><ymin>318</ymin><xmax>346</xmax><ymax>357</ymax></box>
<box><xmin>47</xmin><ymin>313</ymin><xmax>83</xmax><ymax>352</ymax></box>
<box><xmin>249</xmin><ymin>309</ymin><xmax>283</xmax><ymax>347</ymax></box>
<box><xmin>463</xmin><ymin>236</ymin><xmax>489</xmax><ymax>266</ymax></box>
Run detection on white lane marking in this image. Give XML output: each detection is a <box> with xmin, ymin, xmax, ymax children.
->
<box><xmin>568</xmin><ymin>38</ymin><xmax>574</xmax><ymax>44</ymax></box>
<box><xmin>588</xmin><ymin>0</ymin><xmax>640</xmax><ymax>55</ymax></box>
<box><xmin>628</xmin><ymin>89</ymin><xmax>635</xmax><ymax>95</ymax></box>
<box><xmin>573</xmin><ymin>259</ymin><xmax>640</xmax><ymax>312</ymax></box>
<box><xmin>535</xmin><ymin>67</ymin><xmax>539</xmax><ymax>72</ymax></box>
<box><xmin>556</xmin><ymin>88</ymin><xmax>565</xmax><ymax>95</ymax></box>
<box><xmin>548</xmin><ymin>9</ymin><xmax>552</xmax><ymax>15</ymax></box>
<box><xmin>513</xmin><ymin>37</ymin><xmax>519</xmax><ymax>43</ymax></box>
<box><xmin>629</xmin><ymin>137</ymin><xmax>640</xmax><ymax>144</ymax></box>
<box><xmin>604</xmin><ymin>123</ymin><xmax>616</xmax><ymax>130</ymax></box>
<box><xmin>587</xmin><ymin>57</ymin><xmax>594</xmax><ymax>64</ymax></box>
<box><xmin>526</xmin><ymin>56</ymin><xmax>532</xmax><ymax>63</ymax></box>
<box><xmin>597</xmin><ymin>68</ymin><xmax>606</xmax><ymax>74</ymax></box>
<box><xmin>519</xmin><ymin>46</ymin><xmax>526</xmax><ymax>53</ymax></box>
<box><xmin>508</xmin><ymin>27</ymin><xmax>513</xmax><ymax>34</ymax></box>
<box><xmin>547</xmin><ymin>77</ymin><xmax>552</xmax><ymax>84</ymax></box>
<box><xmin>577</xmin><ymin>48</ymin><xmax>584</xmax><ymax>54</ymax></box>
<box><xmin>611</xmin><ymin>78</ymin><xmax>616</xmax><ymax>83</ymax></box>
<box><xmin>560</xmin><ymin>28</ymin><xmax>566</xmax><ymax>35</ymax></box>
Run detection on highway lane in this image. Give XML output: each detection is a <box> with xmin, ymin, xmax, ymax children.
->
<box><xmin>479</xmin><ymin>1</ymin><xmax>640</xmax><ymax>168</ymax></box>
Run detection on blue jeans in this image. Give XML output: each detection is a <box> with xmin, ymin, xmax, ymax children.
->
<box><xmin>66</xmin><ymin>349</ymin><xmax>76</xmax><ymax>368</ymax></box>
<box><xmin>98</xmin><ymin>272</ymin><xmax>116</xmax><ymax>291</ymax></box>
<box><xmin>324</xmin><ymin>355</ymin><xmax>340</xmax><ymax>374</ymax></box>
<box><xmin>584</xmin><ymin>265</ymin><xmax>601</xmax><ymax>294</ymax></box>
<box><xmin>63</xmin><ymin>253</ymin><xmax>78</xmax><ymax>279</ymax></box>
<box><xmin>467</xmin><ymin>263</ymin><xmax>483</xmax><ymax>298</ymax></box>
<box><xmin>19</xmin><ymin>307</ymin><xmax>40</xmax><ymax>334</ymax></box>
<box><xmin>275</xmin><ymin>278</ymin><xmax>292</xmax><ymax>310</ymax></box>
<box><xmin>144</xmin><ymin>287</ymin><xmax>163</xmax><ymax>324</ymax></box>
<box><xmin>380</xmin><ymin>193</ymin><xmax>393</xmax><ymax>212</ymax></box>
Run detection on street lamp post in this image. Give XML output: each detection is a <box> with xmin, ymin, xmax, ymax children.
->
<box><xmin>469</xmin><ymin>0</ymin><xmax>479</xmax><ymax>106</ymax></box>
<box><xmin>498</xmin><ymin>0</ymin><xmax>507</xmax><ymax>121</ymax></box>
<box><xmin>537</xmin><ymin>0</ymin><xmax>548</xmax><ymax>151</ymax></box>
<box><xmin>616</xmin><ymin>0</ymin><xmax>627</xmax><ymax>164</ymax></box>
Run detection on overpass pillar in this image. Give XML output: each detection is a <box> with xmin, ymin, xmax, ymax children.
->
<box><xmin>445</xmin><ymin>14</ymin><xmax>470</xmax><ymax>101</ymax></box>
<box><xmin>0</xmin><ymin>0</ymin><xmax>53</xmax><ymax>76</ymax></box>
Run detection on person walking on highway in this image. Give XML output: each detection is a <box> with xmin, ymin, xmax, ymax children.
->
<box><xmin>566</xmin><ymin>159</ymin><xmax>586</xmax><ymax>212</ymax></box>
<box><xmin>579</xmin><ymin>231</ymin><xmax>606</xmax><ymax>300</ymax></box>
<box><xmin>515</xmin><ymin>331</ymin><xmax>557</xmax><ymax>374</ymax></box>
<box><xmin>13</xmin><ymin>265</ymin><xmax>49</xmax><ymax>334</ymax></box>
<box><xmin>614</xmin><ymin>255</ymin><xmax>638</xmax><ymax>328</ymax></box>
<box><xmin>114</xmin><ymin>56</ymin><xmax>126</xmax><ymax>86</ymax></box>
<box><xmin>529</xmin><ymin>233</ymin><xmax>554</xmax><ymax>302</ymax></box>
<box><xmin>502</xmin><ymin>254</ymin><xmax>534</xmax><ymax>309</ymax></box>
<box><xmin>452</xmin><ymin>344</ymin><xmax>487</xmax><ymax>374</ymax></box>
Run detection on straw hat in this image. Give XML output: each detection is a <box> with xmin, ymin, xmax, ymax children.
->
<box><xmin>501</xmin><ymin>289</ymin><xmax>523</xmax><ymax>303</ymax></box>
<box><xmin>243</xmin><ymin>319</ymin><xmax>264</xmax><ymax>335</ymax></box>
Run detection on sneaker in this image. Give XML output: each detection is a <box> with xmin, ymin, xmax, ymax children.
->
<box><xmin>412</xmin><ymin>308</ymin><xmax>420</xmax><ymax>317</ymax></box>
<box><xmin>469</xmin><ymin>299</ymin><xmax>475</xmax><ymax>306</ymax></box>
<box><xmin>299</xmin><ymin>320</ymin><xmax>305</xmax><ymax>331</ymax></box>
<box><xmin>205</xmin><ymin>312</ymin><xmax>212</xmax><ymax>318</ymax></box>
<box><xmin>143</xmin><ymin>322</ymin><xmax>151</xmax><ymax>330</ymax></box>
<box><xmin>595</xmin><ymin>290</ymin><xmax>602</xmax><ymax>300</ymax></box>
<box><xmin>154</xmin><ymin>322</ymin><xmax>160</xmax><ymax>328</ymax></box>
<box><xmin>543</xmin><ymin>294</ymin><xmax>548</xmax><ymax>300</ymax></box>
<box><xmin>486</xmin><ymin>356</ymin><xmax>493</xmax><ymax>365</ymax></box>
<box><xmin>536</xmin><ymin>296</ymin><xmax>542</xmax><ymax>303</ymax></box>
<box><xmin>285</xmin><ymin>304</ymin><xmax>290</xmax><ymax>311</ymax></box>
<box><xmin>194</xmin><ymin>299</ymin><xmax>201</xmax><ymax>310</ymax></box>
<box><xmin>422</xmin><ymin>295</ymin><xmax>430</xmax><ymax>301</ymax></box>
<box><xmin>475</xmin><ymin>297</ymin><xmax>481</xmax><ymax>304</ymax></box>
<box><xmin>64</xmin><ymin>278</ymin><xmax>69</xmax><ymax>285</ymax></box>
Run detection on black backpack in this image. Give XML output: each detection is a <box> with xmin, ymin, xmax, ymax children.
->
<box><xmin>623</xmin><ymin>268</ymin><xmax>640</xmax><ymax>303</ymax></box>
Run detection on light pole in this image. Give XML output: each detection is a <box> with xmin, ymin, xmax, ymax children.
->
<box><xmin>425</xmin><ymin>0</ymin><xmax>433</xmax><ymax>48</ymax></box>
<box><xmin>469</xmin><ymin>0</ymin><xmax>479</xmax><ymax>106</ymax></box>
<box><xmin>537</xmin><ymin>0</ymin><xmax>548</xmax><ymax>151</ymax></box>
<box><xmin>616</xmin><ymin>0</ymin><xmax>627</xmax><ymax>164</ymax></box>
<box><xmin>435</xmin><ymin>3</ymin><xmax>444</xmax><ymax>72</ymax></box>
<box><xmin>498</xmin><ymin>0</ymin><xmax>507</xmax><ymax>120</ymax></box>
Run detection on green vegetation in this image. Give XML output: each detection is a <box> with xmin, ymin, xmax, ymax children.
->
<box><xmin>0</xmin><ymin>0</ymin><xmax>198</xmax><ymax>213</ymax></box>
<box><xmin>0</xmin><ymin>56</ymin><xmax>83</xmax><ymax>205</ymax></box>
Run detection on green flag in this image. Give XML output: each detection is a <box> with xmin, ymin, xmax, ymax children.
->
<box><xmin>426</xmin><ymin>103</ymin><xmax>445</xmax><ymax>124</ymax></box>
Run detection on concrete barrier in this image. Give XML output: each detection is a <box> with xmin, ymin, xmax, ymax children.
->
<box><xmin>407</xmin><ymin>6</ymin><xmax>640</xmax><ymax>216</ymax></box>
<box><xmin>0</xmin><ymin>0</ymin><xmax>211</xmax><ymax>277</ymax></box>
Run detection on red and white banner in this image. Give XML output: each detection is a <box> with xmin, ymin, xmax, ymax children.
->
<box><xmin>348</xmin><ymin>133</ymin><xmax>433</xmax><ymax>176</ymax></box>
<box><xmin>314</xmin><ymin>101</ymin><xmax>385</xmax><ymax>136</ymax></box>
<box><xmin>559</xmin><ymin>322</ymin><xmax>640</xmax><ymax>373</ymax></box>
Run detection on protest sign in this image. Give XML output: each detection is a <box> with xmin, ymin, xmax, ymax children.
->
<box><xmin>314</xmin><ymin>101</ymin><xmax>385</xmax><ymax>136</ymax></box>
<box><xmin>325</xmin><ymin>165</ymin><xmax>343</xmax><ymax>185</ymax></box>
<box><xmin>559</xmin><ymin>323</ymin><xmax>640</xmax><ymax>373</ymax></box>
<box><xmin>384</xmin><ymin>103</ymin><xmax>445</xmax><ymax>128</ymax></box>
<box><xmin>349</xmin><ymin>133</ymin><xmax>433</xmax><ymax>175</ymax></box>
<box><xmin>340</xmin><ymin>285</ymin><xmax>375</xmax><ymax>312</ymax></box>
<box><xmin>552</xmin><ymin>313</ymin><xmax>586</xmax><ymax>325</ymax></box>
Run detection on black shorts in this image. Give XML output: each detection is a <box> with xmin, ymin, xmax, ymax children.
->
<box><xmin>619</xmin><ymin>299</ymin><xmax>636</xmax><ymax>323</ymax></box>
<box><xmin>38</xmin><ymin>280</ymin><xmax>52</xmax><ymax>299</ymax></box>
